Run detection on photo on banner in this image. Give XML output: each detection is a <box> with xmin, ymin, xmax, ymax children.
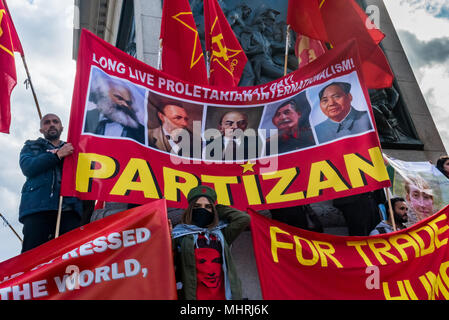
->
<box><xmin>82</xmin><ymin>67</ymin><xmax>148</xmax><ymax>145</ymax></box>
<box><xmin>146</xmin><ymin>91</ymin><xmax>204</xmax><ymax>158</ymax></box>
<box><xmin>307</xmin><ymin>71</ymin><xmax>375</xmax><ymax>145</ymax></box>
<box><xmin>260</xmin><ymin>91</ymin><xmax>316</xmax><ymax>155</ymax></box>
<box><xmin>387</xmin><ymin>156</ymin><xmax>449</xmax><ymax>226</ymax></box>
<box><xmin>203</xmin><ymin>105</ymin><xmax>265</xmax><ymax>161</ymax></box>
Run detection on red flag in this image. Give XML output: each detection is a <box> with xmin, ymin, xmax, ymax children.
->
<box><xmin>160</xmin><ymin>0</ymin><xmax>208</xmax><ymax>85</ymax></box>
<box><xmin>295</xmin><ymin>34</ymin><xmax>327</xmax><ymax>70</ymax></box>
<box><xmin>204</xmin><ymin>0</ymin><xmax>247</xmax><ymax>86</ymax></box>
<box><xmin>320</xmin><ymin>0</ymin><xmax>394</xmax><ymax>89</ymax></box>
<box><xmin>0</xmin><ymin>0</ymin><xmax>23</xmax><ymax>133</ymax></box>
<box><xmin>287</xmin><ymin>0</ymin><xmax>328</xmax><ymax>42</ymax></box>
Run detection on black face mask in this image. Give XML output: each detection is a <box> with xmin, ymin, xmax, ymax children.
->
<box><xmin>192</xmin><ymin>208</ymin><xmax>214</xmax><ymax>228</ymax></box>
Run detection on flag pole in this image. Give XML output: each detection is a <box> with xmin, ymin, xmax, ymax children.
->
<box><xmin>55</xmin><ymin>195</ymin><xmax>64</xmax><ymax>238</ymax></box>
<box><xmin>206</xmin><ymin>51</ymin><xmax>211</xmax><ymax>81</ymax></box>
<box><xmin>157</xmin><ymin>39</ymin><xmax>163</xmax><ymax>70</ymax></box>
<box><xmin>0</xmin><ymin>212</ymin><xmax>23</xmax><ymax>243</ymax></box>
<box><xmin>385</xmin><ymin>188</ymin><xmax>397</xmax><ymax>232</ymax></box>
<box><xmin>21</xmin><ymin>54</ymin><xmax>42</xmax><ymax>120</ymax></box>
<box><xmin>284</xmin><ymin>25</ymin><xmax>291</xmax><ymax>76</ymax></box>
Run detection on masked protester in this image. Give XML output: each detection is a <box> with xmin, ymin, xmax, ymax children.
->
<box><xmin>171</xmin><ymin>185</ymin><xmax>250</xmax><ymax>300</ymax></box>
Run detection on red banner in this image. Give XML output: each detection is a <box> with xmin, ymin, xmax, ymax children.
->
<box><xmin>250</xmin><ymin>205</ymin><xmax>449</xmax><ymax>300</ymax></box>
<box><xmin>0</xmin><ymin>199</ymin><xmax>177</xmax><ymax>300</ymax></box>
<box><xmin>61</xmin><ymin>29</ymin><xmax>390</xmax><ymax>211</ymax></box>
<box><xmin>0</xmin><ymin>0</ymin><xmax>23</xmax><ymax>133</ymax></box>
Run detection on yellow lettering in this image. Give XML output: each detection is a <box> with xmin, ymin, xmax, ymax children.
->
<box><xmin>307</xmin><ymin>161</ymin><xmax>349</xmax><ymax>198</ymax></box>
<box><xmin>0</xmin><ymin>10</ymin><xmax>5</xmax><ymax>38</ymax></box>
<box><xmin>419</xmin><ymin>274</ymin><xmax>433</xmax><ymax>300</ymax></box>
<box><xmin>346</xmin><ymin>240</ymin><xmax>374</xmax><ymax>267</ymax></box>
<box><xmin>201</xmin><ymin>175</ymin><xmax>238</xmax><ymax>205</ymax></box>
<box><xmin>388</xmin><ymin>234</ymin><xmax>420</xmax><ymax>262</ymax></box>
<box><xmin>110</xmin><ymin>158</ymin><xmax>160</xmax><ymax>198</ymax></box>
<box><xmin>427</xmin><ymin>214</ymin><xmax>449</xmax><ymax>249</ymax></box>
<box><xmin>404</xmin><ymin>280</ymin><xmax>419</xmax><ymax>300</ymax></box>
<box><xmin>344</xmin><ymin>147</ymin><xmax>389</xmax><ymax>188</ymax></box>
<box><xmin>367</xmin><ymin>238</ymin><xmax>401</xmax><ymax>265</ymax></box>
<box><xmin>270</xmin><ymin>226</ymin><xmax>293</xmax><ymax>263</ymax></box>
<box><xmin>163</xmin><ymin>167</ymin><xmax>199</xmax><ymax>202</ymax></box>
<box><xmin>383</xmin><ymin>281</ymin><xmax>409</xmax><ymax>300</ymax></box>
<box><xmin>409</xmin><ymin>225</ymin><xmax>435</xmax><ymax>257</ymax></box>
<box><xmin>312</xmin><ymin>240</ymin><xmax>343</xmax><ymax>268</ymax></box>
<box><xmin>75</xmin><ymin>153</ymin><xmax>118</xmax><ymax>192</ymax></box>
<box><xmin>293</xmin><ymin>236</ymin><xmax>319</xmax><ymax>266</ymax></box>
<box><xmin>439</xmin><ymin>261</ymin><xmax>449</xmax><ymax>292</ymax></box>
<box><xmin>424</xmin><ymin>271</ymin><xmax>449</xmax><ymax>299</ymax></box>
<box><xmin>262</xmin><ymin>168</ymin><xmax>304</xmax><ymax>204</ymax></box>
<box><xmin>241</xmin><ymin>175</ymin><xmax>264</xmax><ymax>205</ymax></box>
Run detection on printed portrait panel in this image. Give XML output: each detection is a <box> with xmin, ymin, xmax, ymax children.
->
<box><xmin>389</xmin><ymin>159</ymin><xmax>449</xmax><ymax>227</ymax></box>
<box><xmin>307</xmin><ymin>72</ymin><xmax>374</xmax><ymax>145</ymax></box>
<box><xmin>83</xmin><ymin>67</ymin><xmax>148</xmax><ymax>145</ymax></box>
<box><xmin>260</xmin><ymin>91</ymin><xmax>316</xmax><ymax>155</ymax></box>
<box><xmin>147</xmin><ymin>91</ymin><xmax>204</xmax><ymax>158</ymax></box>
<box><xmin>203</xmin><ymin>105</ymin><xmax>264</xmax><ymax>161</ymax></box>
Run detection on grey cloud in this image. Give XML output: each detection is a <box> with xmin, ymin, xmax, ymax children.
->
<box><xmin>397</xmin><ymin>30</ymin><xmax>449</xmax><ymax>68</ymax></box>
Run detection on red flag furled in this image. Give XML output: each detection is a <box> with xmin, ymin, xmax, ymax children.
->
<box><xmin>203</xmin><ymin>0</ymin><xmax>247</xmax><ymax>86</ymax></box>
<box><xmin>319</xmin><ymin>0</ymin><xmax>394</xmax><ymax>89</ymax></box>
<box><xmin>0</xmin><ymin>0</ymin><xmax>23</xmax><ymax>133</ymax></box>
<box><xmin>0</xmin><ymin>199</ymin><xmax>177</xmax><ymax>300</ymax></box>
<box><xmin>160</xmin><ymin>0</ymin><xmax>208</xmax><ymax>85</ymax></box>
<box><xmin>287</xmin><ymin>0</ymin><xmax>328</xmax><ymax>42</ymax></box>
<box><xmin>295</xmin><ymin>34</ymin><xmax>327</xmax><ymax>70</ymax></box>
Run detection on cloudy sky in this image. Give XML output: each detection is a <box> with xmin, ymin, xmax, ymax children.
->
<box><xmin>0</xmin><ymin>0</ymin><xmax>448</xmax><ymax>263</ymax></box>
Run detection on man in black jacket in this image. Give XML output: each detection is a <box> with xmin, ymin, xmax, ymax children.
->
<box><xmin>19</xmin><ymin>114</ymin><xmax>83</xmax><ymax>252</ymax></box>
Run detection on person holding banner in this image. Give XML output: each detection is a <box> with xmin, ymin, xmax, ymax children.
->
<box><xmin>18</xmin><ymin>114</ymin><xmax>83</xmax><ymax>253</ymax></box>
<box><xmin>171</xmin><ymin>185</ymin><xmax>250</xmax><ymax>300</ymax></box>
<box><xmin>369</xmin><ymin>197</ymin><xmax>409</xmax><ymax>235</ymax></box>
<box><xmin>436</xmin><ymin>155</ymin><xmax>449</xmax><ymax>179</ymax></box>
<box><xmin>314</xmin><ymin>81</ymin><xmax>372</xmax><ymax>144</ymax></box>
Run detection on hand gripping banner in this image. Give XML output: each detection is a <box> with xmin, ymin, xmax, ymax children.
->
<box><xmin>250</xmin><ymin>205</ymin><xmax>449</xmax><ymax>300</ymax></box>
<box><xmin>61</xmin><ymin>29</ymin><xmax>390</xmax><ymax>211</ymax></box>
<box><xmin>0</xmin><ymin>199</ymin><xmax>177</xmax><ymax>300</ymax></box>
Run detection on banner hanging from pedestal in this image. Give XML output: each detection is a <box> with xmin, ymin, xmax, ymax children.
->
<box><xmin>0</xmin><ymin>199</ymin><xmax>177</xmax><ymax>300</ymax></box>
<box><xmin>61</xmin><ymin>29</ymin><xmax>390</xmax><ymax>211</ymax></box>
<box><xmin>250</xmin><ymin>205</ymin><xmax>449</xmax><ymax>300</ymax></box>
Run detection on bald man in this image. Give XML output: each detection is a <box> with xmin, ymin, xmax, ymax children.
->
<box><xmin>314</xmin><ymin>82</ymin><xmax>372</xmax><ymax>144</ymax></box>
<box><xmin>19</xmin><ymin>114</ymin><xmax>83</xmax><ymax>252</ymax></box>
<box><xmin>148</xmin><ymin>103</ymin><xmax>195</xmax><ymax>156</ymax></box>
<box><xmin>205</xmin><ymin>110</ymin><xmax>260</xmax><ymax>161</ymax></box>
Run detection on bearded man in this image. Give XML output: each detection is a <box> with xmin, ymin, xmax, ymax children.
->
<box><xmin>19</xmin><ymin>114</ymin><xmax>83</xmax><ymax>252</ymax></box>
<box><xmin>84</xmin><ymin>75</ymin><xmax>145</xmax><ymax>144</ymax></box>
